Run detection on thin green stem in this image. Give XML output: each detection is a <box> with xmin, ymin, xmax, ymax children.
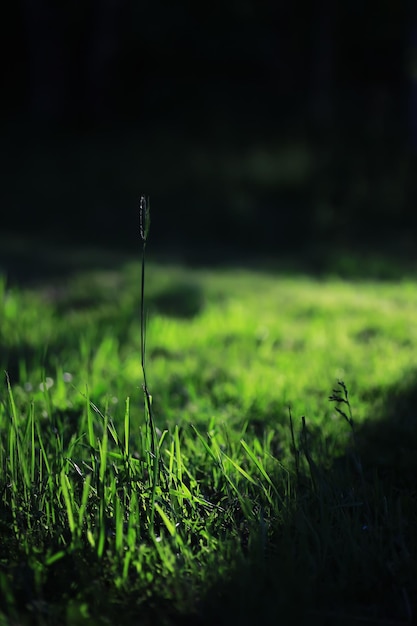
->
<box><xmin>139</xmin><ymin>196</ymin><xmax>158</xmax><ymax>530</ymax></box>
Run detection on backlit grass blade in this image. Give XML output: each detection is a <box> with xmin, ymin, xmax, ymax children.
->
<box><xmin>99</xmin><ymin>412</ymin><xmax>109</xmax><ymax>486</ymax></box>
<box><xmin>86</xmin><ymin>386</ymin><xmax>95</xmax><ymax>451</ymax></box>
<box><xmin>174</xmin><ymin>426</ymin><xmax>182</xmax><ymax>484</ymax></box>
<box><xmin>29</xmin><ymin>401</ymin><xmax>35</xmax><ymax>484</ymax></box>
<box><xmin>190</xmin><ymin>425</ymin><xmax>222</xmax><ymax>465</ymax></box>
<box><xmin>240</xmin><ymin>439</ymin><xmax>275</xmax><ymax>488</ymax></box>
<box><xmin>154</xmin><ymin>503</ymin><xmax>177</xmax><ymax>538</ymax></box>
<box><xmin>60</xmin><ymin>469</ymin><xmax>75</xmax><ymax>537</ymax></box>
<box><xmin>78</xmin><ymin>473</ymin><xmax>92</xmax><ymax>531</ymax></box>
<box><xmin>115</xmin><ymin>492</ymin><xmax>123</xmax><ymax>555</ymax></box>
<box><xmin>222</xmin><ymin>452</ymin><xmax>258</xmax><ymax>485</ymax></box>
<box><xmin>124</xmin><ymin>396</ymin><xmax>130</xmax><ymax>457</ymax></box>
<box><xmin>35</xmin><ymin>418</ymin><xmax>51</xmax><ymax>476</ymax></box>
<box><xmin>240</xmin><ymin>438</ymin><xmax>279</xmax><ymax>506</ymax></box>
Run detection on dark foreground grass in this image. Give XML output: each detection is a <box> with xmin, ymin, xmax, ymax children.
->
<box><xmin>0</xmin><ymin>230</ymin><xmax>417</xmax><ymax>624</ymax></box>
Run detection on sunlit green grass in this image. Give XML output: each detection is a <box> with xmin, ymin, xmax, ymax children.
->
<box><xmin>4</xmin><ymin>266</ymin><xmax>417</xmax><ymax>423</ymax></box>
<box><xmin>1</xmin><ymin>261</ymin><xmax>416</xmax><ymax>625</ymax></box>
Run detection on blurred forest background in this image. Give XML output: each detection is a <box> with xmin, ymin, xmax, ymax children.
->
<box><xmin>1</xmin><ymin>0</ymin><xmax>416</xmax><ymax>262</ymax></box>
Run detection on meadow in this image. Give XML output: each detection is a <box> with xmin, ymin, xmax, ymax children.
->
<box><xmin>0</xmin><ymin>236</ymin><xmax>416</xmax><ymax>625</ymax></box>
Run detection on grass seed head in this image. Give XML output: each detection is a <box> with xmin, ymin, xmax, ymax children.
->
<box><xmin>140</xmin><ymin>195</ymin><xmax>151</xmax><ymax>242</ymax></box>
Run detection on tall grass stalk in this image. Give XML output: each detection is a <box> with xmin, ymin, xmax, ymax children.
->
<box><xmin>139</xmin><ymin>195</ymin><xmax>159</xmax><ymax>531</ymax></box>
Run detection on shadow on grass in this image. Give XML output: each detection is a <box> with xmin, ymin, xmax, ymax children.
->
<box><xmin>356</xmin><ymin>369</ymin><xmax>417</xmax><ymax>490</ymax></box>
<box><xmin>2</xmin><ymin>236</ymin><xmax>417</xmax><ymax>289</ymax></box>
<box><xmin>0</xmin><ymin>238</ymin><xmax>206</xmax><ymax>321</ymax></box>
<box><xmin>195</xmin><ymin>375</ymin><xmax>417</xmax><ymax>626</ymax></box>
<box><xmin>0</xmin><ymin>236</ymin><xmax>135</xmax><ymax>287</ymax></box>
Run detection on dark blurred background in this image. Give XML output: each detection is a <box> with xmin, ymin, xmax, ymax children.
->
<box><xmin>1</xmin><ymin>0</ymin><xmax>416</xmax><ymax>261</ymax></box>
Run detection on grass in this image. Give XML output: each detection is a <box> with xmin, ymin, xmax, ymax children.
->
<box><xmin>1</xmin><ymin>227</ymin><xmax>417</xmax><ymax>625</ymax></box>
